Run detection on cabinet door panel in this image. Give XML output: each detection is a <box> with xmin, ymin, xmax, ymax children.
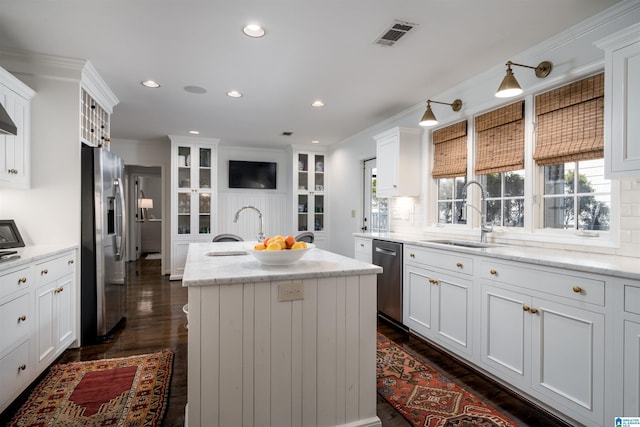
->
<box><xmin>404</xmin><ymin>267</ymin><xmax>432</xmax><ymax>332</ymax></box>
<box><xmin>531</xmin><ymin>299</ymin><xmax>604</xmax><ymax>420</ymax></box>
<box><xmin>437</xmin><ymin>278</ymin><xmax>469</xmax><ymax>348</ymax></box>
<box><xmin>481</xmin><ymin>285</ymin><xmax>530</xmax><ymax>381</ymax></box>
<box><xmin>36</xmin><ymin>286</ymin><xmax>55</xmax><ymax>366</ymax></box>
<box><xmin>624</xmin><ymin>320</ymin><xmax>640</xmax><ymax>416</ymax></box>
<box><xmin>57</xmin><ymin>277</ymin><xmax>74</xmax><ymax>348</ymax></box>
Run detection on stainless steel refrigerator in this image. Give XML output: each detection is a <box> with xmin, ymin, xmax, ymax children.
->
<box><xmin>81</xmin><ymin>145</ymin><xmax>127</xmax><ymax>344</ymax></box>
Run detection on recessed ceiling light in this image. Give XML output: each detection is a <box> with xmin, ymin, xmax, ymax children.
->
<box><xmin>227</xmin><ymin>90</ymin><xmax>243</xmax><ymax>98</ymax></box>
<box><xmin>141</xmin><ymin>80</ymin><xmax>160</xmax><ymax>88</ymax></box>
<box><xmin>311</xmin><ymin>140</ymin><xmax>320</xmax><ymax>144</ymax></box>
<box><xmin>189</xmin><ymin>130</ymin><xmax>200</xmax><ymax>135</ymax></box>
<box><xmin>243</xmin><ymin>24</ymin><xmax>265</xmax><ymax>38</ymax></box>
<box><xmin>311</xmin><ymin>100</ymin><xmax>325</xmax><ymax>108</ymax></box>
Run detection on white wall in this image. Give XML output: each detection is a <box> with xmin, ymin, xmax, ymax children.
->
<box><xmin>328</xmin><ymin>1</ymin><xmax>640</xmax><ymax>259</ymax></box>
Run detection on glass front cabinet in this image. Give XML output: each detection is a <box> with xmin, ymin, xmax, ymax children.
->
<box><xmin>293</xmin><ymin>151</ymin><xmax>327</xmax><ymax>249</ymax></box>
<box><xmin>170</xmin><ymin>136</ymin><xmax>219</xmax><ymax>279</ymax></box>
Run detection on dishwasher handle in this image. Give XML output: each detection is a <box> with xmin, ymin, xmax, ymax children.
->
<box><xmin>375</xmin><ymin>246</ymin><xmax>397</xmax><ymax>257</ymax></box>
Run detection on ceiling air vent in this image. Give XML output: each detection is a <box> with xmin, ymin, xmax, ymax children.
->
<box><xmin>374</xmin><ymin>20</ymin><xmax>417</xmax><ymax>47</ymax></box>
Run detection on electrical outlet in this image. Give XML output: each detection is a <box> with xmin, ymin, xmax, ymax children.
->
<box><xmin>278</xmin><ymin>283</ymin><xmax>304</xmax><ymax>302</ymax></box>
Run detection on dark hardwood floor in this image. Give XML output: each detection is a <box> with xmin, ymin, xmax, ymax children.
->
<box><xmin>1</xmin><ymin>257</ymin><xmax>571</xmax><ymax>426</ymax></box>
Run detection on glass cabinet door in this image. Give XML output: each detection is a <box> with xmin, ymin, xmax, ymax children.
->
<box><xmin>199</xmin><ymin>147</ymin><xmax>211</xmax><ymax>189</ymax></box>
<box><xmin>177</xmin><ymin>192</ymin><xmax>191</xmax><ymax>234</ymax></box>
<box><xmin>295</xmin><ymin>152</ymin><xmax>326</xmax><ymax>234</ymax></box>
<box><xmin>177</xmin><ymin>146</ymin><xmax>191</xmax><ymax>189</ymax></box>
<box><xmin>198</xmin><ymin>192</ymin><xmax>211</xmax><ymax>234</ymax></box>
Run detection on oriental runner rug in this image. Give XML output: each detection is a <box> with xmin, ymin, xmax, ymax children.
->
<box><xmin>377</xmin><ymin>334</ymin><xmax>519</xmax><ymax>427</ymax></box>
<box><xmin>10</xmin><ymin>349</ymin><xmax>173</xmax><ymax>427</ymax></box>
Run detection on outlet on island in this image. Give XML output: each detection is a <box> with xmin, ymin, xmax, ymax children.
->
<box><xmin>278</xmin><ymin>283</ymin><xmax>304</xmax><ymax>302</ymax></box>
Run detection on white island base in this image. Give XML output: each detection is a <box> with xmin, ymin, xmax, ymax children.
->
<box><xmin>183</xmin><ymin>243</ymin><xmax>382</xmax><ymax>427</ymax></box>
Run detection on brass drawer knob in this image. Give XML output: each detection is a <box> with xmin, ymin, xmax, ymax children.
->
<box><xmin>41</xmin><ymin>269</ymin><xmax>48</xmax><ymax>275</ymax></box>
<box><xmin>18</xmin><ymin>315</ymin><xmax>27</xmax><ymax>322</ymax></box>
<box><xmin>456</xmin><ymin>262</ymin><xmax>463</xmax><ymax>268</ymax></box>
<box><xmin>572</xmin><ymin>286</ymin><xmax>582</xmax><ymax>293</ymax></box>
<box><xmin>359</xmin><ymin>243</ymin><xmax>364</xmax><ymax>247</ymax></box>
<box><xmin>54</xmin><ymin>287</ymin><xmax>64</xmax><ymax>294</ymax></box>
<box><xmin>490</xmin><ymin>269</ymin><xmax>497</xmax><ymax>275</ymax></box>
<box><xmin>18</xmin><ymin>277</ymin><xmax>27</xmax><ymax>284</ymax></box>
<box><xmin>68</xmin><ymin>259</ymin><xmax>74</xmax><ymax>265</ymax></box>
<box><xmin>409</xmin><ymin>253</ymin><xmax>415</xmax><ymax>258</ymax></box>
<box><xmin>522</xmin><ymin>305</ymin><xmax>530</xmax><ymax>311</ymax></box>
<box><xmin>18</xmin><ymin>364</ymin><xmax>26</xmax><ymax>372</ymax></box>
<box><xmin>429</xmin><ymin>278</ymin><xmax>439</xmax><ymax>285</ymax></box>
<box><xmin>530</xmin><ymin>307</ymin><xmax>539</xmax><ymax>314</ymax></box>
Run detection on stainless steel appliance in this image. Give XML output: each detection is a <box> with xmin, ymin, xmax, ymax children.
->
<box><xmin>372</xmin><ymin>239</ymin><xmax>403</xmax><ymax>324</ymax></box>
<box><xmin>81</xmin><ymin>145</ymin><xmax>127</xmax><ymax>343</ymax></box>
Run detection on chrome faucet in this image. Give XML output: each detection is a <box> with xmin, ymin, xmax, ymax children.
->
<box><xmin>460</xmin><ymin>180</ymin><xmax>493</xmax><ymax>243</ymax></box>
<box><xmin>233</xmin><ymin>205</ymin><xmax>266</xmax><ymax>241</ymax></box>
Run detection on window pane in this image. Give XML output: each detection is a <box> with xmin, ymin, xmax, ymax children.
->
<box><xmin>454</xmin><ymin>200</ymin><xmax>466</xmax><ymax>224</ymax></box>
<box><xmin>438</xmin><ymin>201</ymin><xmax>453</xmax><ymax>224</ymax></box>
<box><xmin>438</xmin><ymin>178</ymin><xmax>453</xmax><ymax>200</ymax></box>
<box><xmin>486</xmin><ymin>199</ymin><xmax>501</xmax><ymax>225</ymax></box>
<box><xmin>503</xmin><ymin>199</ymin><xmax>524</xmax><ymax>227</ymax></box>
<box><xmin>544</xmin><ymin>164</ymin><xmax>573</xmax><ymax>195</ymax></box>
<box><xmin>544</xmin><ymin>196</ymin><xmax>574</xmax><ymax>229</ymax></box>
<box><xmin>484</xmin><ymin>173</ymin><xmax>501</xmax><ymax>198</ymax></box>
<box><xmin>504</xmin><ymin>170</ymin><xmax>525</xmax><ymax>197</ymax></box>
<box><xmin>577</xmin><ymin>194</ymin><xmax>610</xmax><ymax>231</ymax></box>
<box><xmin>454</xmin><ymin>177</ymin><xmax>467</xmax><ymax>199</ymax></box>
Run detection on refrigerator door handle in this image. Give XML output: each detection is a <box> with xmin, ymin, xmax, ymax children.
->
<box><xmin>114</xmin><ymin>178</ymin><xmax>127</xmax><ymax>261</ymax></box>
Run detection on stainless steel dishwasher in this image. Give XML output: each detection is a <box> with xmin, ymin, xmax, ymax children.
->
<box><xmin>372</xmin><ymin>239</ymin><xmax>403</xmax><ymax>324</ymax></box>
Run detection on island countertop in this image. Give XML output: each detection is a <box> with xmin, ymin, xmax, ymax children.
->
<box><xmin>182</xmin><ymin>242</ymin><xmax>382</xmax><ymax>286</ymax></box>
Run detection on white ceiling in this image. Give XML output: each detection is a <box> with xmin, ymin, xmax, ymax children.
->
<box><xmin>0</xmin><ymin>0</ymin><xmax>621</xmax><ymax>148</ymax></box>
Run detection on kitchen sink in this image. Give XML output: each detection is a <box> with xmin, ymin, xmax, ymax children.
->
<box><xmin>420</xmin><ymin>240</ymin><xmax>500</xmax><ymax>249</ymax></box>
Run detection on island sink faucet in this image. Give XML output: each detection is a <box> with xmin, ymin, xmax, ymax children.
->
<box><xmin>233</xmin><ymin>205</ymin><xmax>266</xmax><ymax>241</ymax></box>
<box><xmin>460</xmin><ymin>180</ymin><xmax>493</xmax><ymax>243</ymax></box>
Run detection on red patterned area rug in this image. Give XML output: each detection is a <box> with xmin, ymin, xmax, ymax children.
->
<box><xmin>10</xmin><ymin>349</ymin><xmax>173</xmax><ymax>427</ymax></box>
<box><xmin>377</xmin><ymin>334</ymin><xmax>519</xmax><ymax>427</ymax></box>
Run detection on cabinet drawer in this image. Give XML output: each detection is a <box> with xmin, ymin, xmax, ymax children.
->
<box><xmin>0</xmin><ymin>267</ymin><xmax>31</xmax><ymax>300</ymax></box>
<box><xmin>35</xmin><ymin>252</ymin><xmax>76</xmax><ymax>286</ymax></box>
<box><xmin>624</xmin><ymin>285</ymin><xmax>640</xmax><ymax>315</ymax></box>
<box><xmin>0</xmin><ymin>340</ymin><xmax>31</xmax><ymax>409</ymax></box>
<box><xmin>480</xmin><ymin>260</ymin><xmax>605</xmax><ymax>306</ymax></box>
<box><xmin>0</xmin><ymin>293</ymin><xmax>31</xmax><ymax>352</ymax></box>
<box><xmin>405</xmin><ymin>245</ymin><xmax>473</xmax><ymax>275</ymax></box>
<box><xmin>354</xmin><ymin>238</ymin><xmax>372</xmax><ymax>262</ymax></box>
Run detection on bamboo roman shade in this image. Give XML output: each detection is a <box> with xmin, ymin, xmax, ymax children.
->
<box><xmin>533</xmin><ymin>73</ymin><xmax>604</xmax><ymax>165</ymax></box>
<box><xmin>474</xmin><ymin>101</ymin><xmax>525</xmax><ymax>175</ymax></box>
<box><xmin>431</xmin><ymin>120</ymin><xmax>468</xmax><ymax>178</ymax></box>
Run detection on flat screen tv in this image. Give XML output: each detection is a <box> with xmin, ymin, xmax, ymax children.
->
<box><xmin>229</xmin><ymin>160</ymin><xmax>277</xmax><ymax>189</ymax></box>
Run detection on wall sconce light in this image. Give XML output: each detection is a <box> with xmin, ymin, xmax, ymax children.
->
<box><xmin>495</xmin><ymin>60</ymin><xmax>552</xmax><ymax>98</ymax></box>
<box><xmin>419</xmin><ymin>99</ymin><xmax>462</xmax><ymax>127</ymax></box>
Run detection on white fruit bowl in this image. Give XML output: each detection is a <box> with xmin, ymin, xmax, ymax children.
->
<box><xmin>244</xmin><ymin>243</ymin><xmax>315</xmax><ymax>265</ymax></box>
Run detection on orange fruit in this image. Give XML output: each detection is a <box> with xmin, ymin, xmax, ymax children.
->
<box><xmin>291</xmin><ymin>241</ymin><xmax>306</xmax><ymax>250</ymax></box>
<box><xmin>253</xmin><ymin>243</ymin><xmax>266</xmax><ymax>250</ymax></box>
<box><xmin>284</xmin><ymin>235</ymin><xmax>296</xmax><ymax>248</ymax></box>
<box><xmin>263</xmin><ymin>237</ymin><xmax>270</xmax><ymax>246</ymax></box>
<box><xmin>266</xmin><ymin>241</ymin><xmax>282</xmax><ymax>251</ymax></box>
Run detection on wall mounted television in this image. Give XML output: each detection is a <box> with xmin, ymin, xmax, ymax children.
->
<box><xmin>229</xmin><ymin>160</ymin><xmax>277</xmax><ymax>189</ymax></box>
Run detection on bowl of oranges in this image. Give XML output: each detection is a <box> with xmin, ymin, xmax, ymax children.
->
<box><xmin>245</xmin><ymin>235</ymin><xmax>314</xmax><ymax>265</ymax></box>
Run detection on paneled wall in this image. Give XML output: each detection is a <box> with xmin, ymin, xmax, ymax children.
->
<box><xmin>218</xmin><ymin>192</ymin><xmax>288</xmax><ymax>241</ymax></box>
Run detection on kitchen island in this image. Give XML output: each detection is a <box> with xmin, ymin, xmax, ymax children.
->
<box><xmin>182</xmin><ymin>242</ymin><xmax>383</xmax><ymax>427</ymax></box>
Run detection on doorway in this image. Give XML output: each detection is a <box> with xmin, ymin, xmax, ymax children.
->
<box><xmin>363</xmin><ymin>158</ymin><xmax>389</xmax><ymax>233</ymax></box>
<box><xmin>125</xmin><ymin>166</ymin><xmax>162</xmax><ymax>263</ymax></box>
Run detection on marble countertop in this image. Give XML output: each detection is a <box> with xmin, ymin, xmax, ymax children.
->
<box><xmin>356</xmin><ymin>232</ymin><xmax>640</xmax><ymax>281</ymax></box>
<box><xmin>0</xmin><ymin>244</ymin><xmax>78</xmax><ymax>273</ymax></box>
<box><xmin>182</xmin><ymin>242</ymin><xmax>382</xmax><ymax>286</ymax></box>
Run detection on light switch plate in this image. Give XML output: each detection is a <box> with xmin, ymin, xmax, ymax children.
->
<box><xmin>278</xmin><ymin>283</ymin><xmax>304</xmax><ymax>302</ymax></box>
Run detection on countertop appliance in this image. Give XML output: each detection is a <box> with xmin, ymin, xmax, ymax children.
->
<box><xmin>81</xmin><ymin>145</ymin><xmax>127</xmax><ymax>344</ymax></box>
<box><xmin>372</xmin><ymin>239</ymin><xmax>403</xmax><ymax>324</ymax></box>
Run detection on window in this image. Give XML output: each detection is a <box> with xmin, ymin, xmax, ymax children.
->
<box><xmin>542</xmin><ymin>159</ymin><xmax>610</xmax><ymax>231</ymax></box>
<box><xmin>436</xmin><ymin>177</ymin><xmax>467</xmax><ymax>224</ymax></box>
<box><xmin>481</xmin><ymin>170</ymin><xmax>525</xmax><ymax>227</ymax></box>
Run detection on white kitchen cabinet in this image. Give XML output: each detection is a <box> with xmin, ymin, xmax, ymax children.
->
<box><xmin>34</xmin><ymin>252</ymin><xmax>76</xmax><ymax>371</ymax></box>
<box><xmin>353</xmin><ymin>237</ymin><xmax>372</xmax><ymax>263</ymax></box>
<box><xmin>403</xmin><ymin>245</ymin><xmax>473</xmax><ymax>357</ymax></box>
<box><xmin>622</xmin><ymin>282</ymin><xmax>640</xmax><ymax>416</ymax></box>
<box><xmin>480</xmin><ymin>260</ymin><xmax>605</xmax><ymax>426</ymax></box>
<box><xmin>596</xmin><ymin>23</ymin><xmax>640</xmax><ymax>178</ymax></box>
<box><xmin>169</xmin><ymin>136</ymin><xmax>219</xmax><ymax>279</ymax></box>
<box><xmin>80</xmin><ymin>88</ymin><xmax>111</xmax><ymax>149</ymax></box>
<box><xmin>293</xmin><ymin>150</ymin><xmax>327</xmax><ymax>249</ymax></box>
<box><xmin>0</xmin><ymin>66</ymin><xmax>35</xmax><ymax>189</ymax></box>
<box><xmin>373</xmin><ymin>127</ymin><xmax>422</xmax><ymax>197</ymax></box>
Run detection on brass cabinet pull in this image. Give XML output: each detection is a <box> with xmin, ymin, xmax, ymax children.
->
<box><xmin>409</xmin><ymin>253</ymin><xmax>415</xmax><ymax>258</ymax></box>
<box><xmin>572</xmin><ymin>286</ymin><xmax>582</xmax><ymax>293</ymax></box>
<box><xmin>18</xmin><ymin>277</ymin><xmax>27</xmax><ymax>284</ymax></box>
<box><xmin>18</xmin><ymin>315</ymin><xmax>27</xmax><ymax>322</ymax></box>
<box><xmin>41</xmin><ymin>269</ymin><xmax>48</xmax><ymax>275</ymax></box>
<box><xmin>54</xmin><ymin>287</ymin><xmax>64</xmax><ymax>294</ymax></box>
<box><xmin>18</xmin><ymin>364</ymin><xmax>26</xmax><ymax>372</ymax></box>
<box><xmin>530</xmin><ymin>307</ymin><xmax>539</xmax><ymax>314</ymax></box>
<box><xmin>68</xmin><ymin>259</ymin><xmax>74</xmax><ymax>265</ymax></box>
<box><xmin>456</xmin><ymin>262</ymin><xmax>463</xmax><ymax>268</ymax></box>
<box><xmin>489</xmin><ymin>269</ymin><xmax>497</xmax><ymax>275</ymax></box>
<box><xmin>428</xmin><ymin>278</ymin><xmax>439</xmax><ymax>285</ymax></box>
<box><xmin>522</xmin><ymin>305</ymin><xmax>530</xmax><ymax>311</ymax></box>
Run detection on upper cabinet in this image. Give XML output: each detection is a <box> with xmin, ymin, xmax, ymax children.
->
<box><xmin>374</xmin><ymin>127</ymin><xmax>422</xmax><ymax>197</ymax></box>
<box><xmin>80</xmin><ymin>88</ymin><xmax>111</xmax><ymax>149</ymax></box>
<box><xmin>0</xmin><ymin>66</ymin><xmax>35</xmax><ymax>189</ymax></box>
<box><xmin>596</xmin><ymin>23</ymin><xmax>640</xmax><ymax>179</ymax></box>
<box><xmin>292</xmin><ymin>150</ymin><xmax>327</xmax><ymax>249</ymax></box>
